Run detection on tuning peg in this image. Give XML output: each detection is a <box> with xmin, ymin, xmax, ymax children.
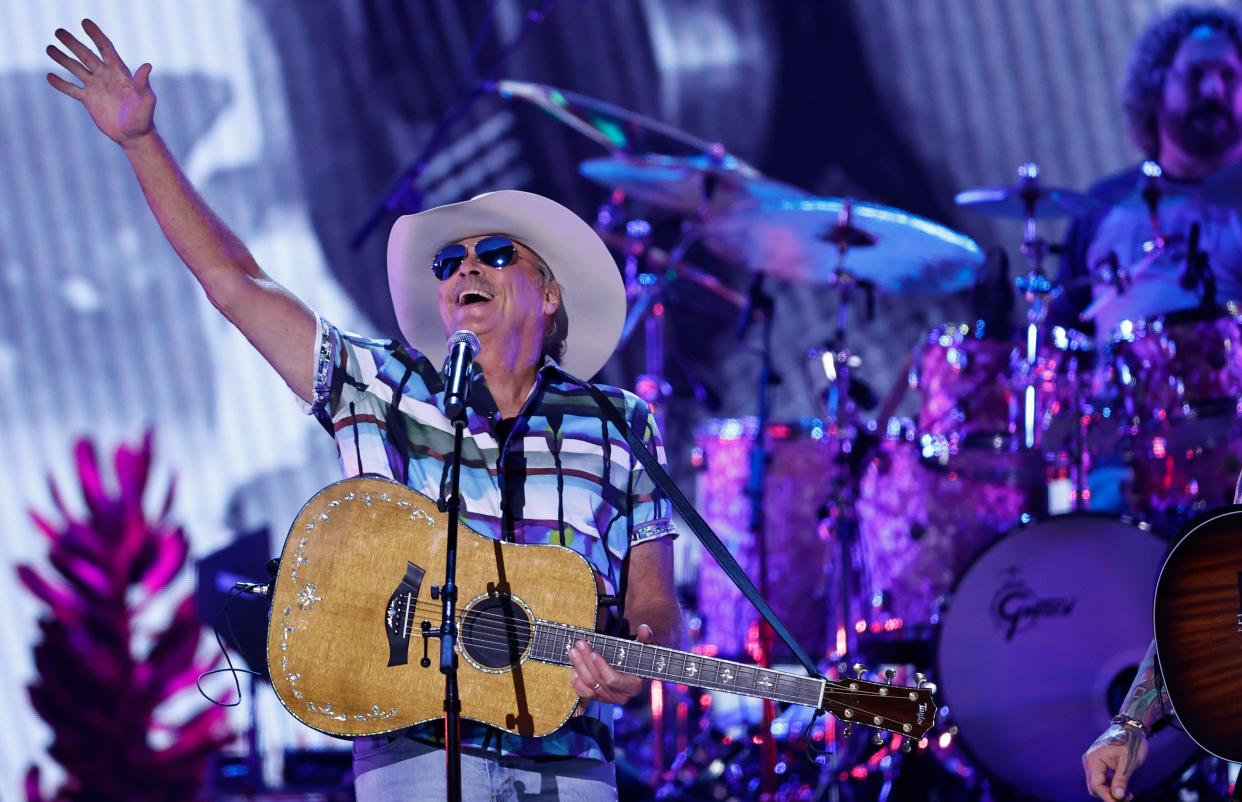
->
<box><xmin>852</xmin><ymin>662</ymin><xmax>866</xmax><ymax>678</ymax></box>
<box><xmin>872</xmin><ymin>732</ymin><xmax>885</xmax><ymax>746</ymax></box>
<box><xmin>836</xmin><ymin>662</ymin><xmax>849</xmax><ymax>677</ymax></box>
<box><xmin>918</xmin><ymin>681</ymin><xmax>938</xmax><ymax>695</ymax></box>
<box><xmin>914</xmin><ymin>672</ymin><xmax>927</xmax><ymax>685</ymax></box>
<box><xmin>884</xmin><ymin>668</ymin><xmax>896</xmax><ymax>684</ymax></box>
<box><xmin>901</xmin><ymin>738</ymin><xmax>913</xmax><ymax>753</ymax></box>
<box><xmin>842</xmin><ymin>723</ymin><xmax>853</xmax><ymax>737</ymax></box>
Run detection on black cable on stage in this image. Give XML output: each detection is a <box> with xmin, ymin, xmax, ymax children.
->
<box><xmin>196</xmin><ymin>585</ymin><xmax>265</xmax><ymax>708</ymax></box>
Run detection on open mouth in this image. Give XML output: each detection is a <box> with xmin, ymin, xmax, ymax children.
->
<box><xmin>457</xmin><ymin>289</ymin><xmax>495</xmax><ymax>306</ymax></box>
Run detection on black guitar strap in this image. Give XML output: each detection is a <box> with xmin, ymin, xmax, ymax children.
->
<box><xmin>561</xmin><ymin>369</ymin><xmax>821</xmax><ymax>678</ymax></box>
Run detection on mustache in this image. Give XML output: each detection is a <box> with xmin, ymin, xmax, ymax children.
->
<box><xmin>452</xmin><ymin>276</ymin><xmax>497</xmax><ymax>298</ymax></box>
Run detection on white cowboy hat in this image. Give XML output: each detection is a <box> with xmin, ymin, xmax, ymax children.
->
<box><xmin>387</xmin><ymin>190</ymin><xmax>625</xmax><ymax>379</ymax></box>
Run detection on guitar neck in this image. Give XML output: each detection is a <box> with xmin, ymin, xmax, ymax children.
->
<box><xmin>528</xmin><ymin>620</ymin><xmax>825</xmax><ymax>708</ymax></box>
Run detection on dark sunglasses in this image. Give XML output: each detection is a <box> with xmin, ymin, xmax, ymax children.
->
<box><xmin>431</xmin><ymin>236</ymin><xmax>517</xmax><ymax>280</ymax></box>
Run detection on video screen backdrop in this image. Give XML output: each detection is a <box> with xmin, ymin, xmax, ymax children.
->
<box><xmin>0</xmin><ymin>0</ymin><xmax>1181</xmax><ymax>794</ymax></box>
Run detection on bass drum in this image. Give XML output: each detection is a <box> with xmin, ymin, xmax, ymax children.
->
<box><xmin>935</xmin><ymin>515</ymin><xmax>1197</xmax><ymax>801</ymax></box>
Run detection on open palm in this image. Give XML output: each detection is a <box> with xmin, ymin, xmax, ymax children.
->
<box><xmin>46</xmin><ymin>19</ymin><xmax>155</xmax><ymax>146</ymax></box>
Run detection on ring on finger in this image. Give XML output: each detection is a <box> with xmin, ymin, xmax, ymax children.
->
<box><xmin>592</xmin><ymin>681</ymin><xmax>602</xmax><ymax>691</ymax></box>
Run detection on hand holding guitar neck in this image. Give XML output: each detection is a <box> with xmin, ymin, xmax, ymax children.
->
<box><xmin>568</xmin><ymin>624</ymin><xmax>655</xmax><ymax>705</ymax></box>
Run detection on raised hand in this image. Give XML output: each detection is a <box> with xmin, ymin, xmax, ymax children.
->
<box><xmin>46</xmin><ymin>19</ymin><xmax>155</xmax><ymax>147</ymax></box>
<box><xmin>42</xmin><ymin>20</ymin><xmax>318</xmax><ymax>401</ymax></box>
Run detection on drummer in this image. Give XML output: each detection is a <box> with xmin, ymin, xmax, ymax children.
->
<box><xmin>1054</xmin><ymin>5</ymin><xmax>1242</xmax><ymax>337</ymax></box>
<box><xmin>1076</xmin><ymin>6</ymin><xmax>1242</xmax><ymax>801</ymax></box>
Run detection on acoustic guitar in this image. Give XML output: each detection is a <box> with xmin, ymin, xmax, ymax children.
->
<box><xmin>1154</xmin><ymin>506</ymin><xmax>1242</xmax><ymax>762</ymax></box>
<box><xmin>266</xmin><ymin>476</ymin><xmax>938</xmax><ymax>741</ymax></box>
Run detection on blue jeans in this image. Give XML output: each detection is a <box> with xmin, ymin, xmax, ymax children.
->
<box><xmin>352</xmin><ymin>736</ymin><xmax>618</xmax><ymax>802</ymax></box>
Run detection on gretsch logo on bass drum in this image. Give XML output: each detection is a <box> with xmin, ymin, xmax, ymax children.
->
<box><xmin>990</xmin><ymin>567</ymin><xmax>1076</xmax><ymax>641</ymax></box>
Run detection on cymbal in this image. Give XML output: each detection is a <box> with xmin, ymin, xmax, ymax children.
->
<box><xmin>579</xmin><ymin>153</ymin><xmax>807</xmax><ymax>214</ymax></box>
<box><xmin>702</xmin><ymin>197</ymin><xmax>984</xmax><ymax>293</ymax></box>
<box><xmin>496</xmin><ymin>79</ymin><xmax>717</xmax><ymax>156</ymax></box>
<box><xmin>955</xmin><ymin>185</ymin><xmax>1096</xmax><ymax>219</ymax></box>
<box><xmin>955</xmin><ymin>164</ymin><xmax>1096</xmax><ymax>219</ymax></box>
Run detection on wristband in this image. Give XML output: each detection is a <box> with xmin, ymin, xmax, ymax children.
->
<box><xmin>1110</xmin><ymin>715</ymin><xmax>1149</xmax><ymax>735</ymax></box>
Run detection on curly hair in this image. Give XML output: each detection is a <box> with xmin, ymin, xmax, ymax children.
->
<box><xmin>1123</xmin><ymin>4</ymin><xmax>1242</xmax><ymax>157</ymax></box>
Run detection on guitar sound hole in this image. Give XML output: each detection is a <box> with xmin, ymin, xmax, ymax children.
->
<box><xmin>460</xmin><ymin>596</ymin><xmax>532</xmax><ymax>669</ymax></box>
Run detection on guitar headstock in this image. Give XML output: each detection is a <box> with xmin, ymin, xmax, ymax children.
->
<box><xmin>819</xmin><ymin>671</ymin><xmax>939</xmax><ymax>739</ymax></box>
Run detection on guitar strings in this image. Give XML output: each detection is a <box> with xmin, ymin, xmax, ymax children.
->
<box><xmin>385</xmin><ymin>598</ymin><xmax>913</xmax><ymax>707</ymax></box>
<box><xmin>397</xmin><ymin>599</ymin><xmax>902</xmax><ymax>699</ymax></box>
<box><xmin>395</xmin><ymin>614</ymin><xmax>893</xmax><ymax>717</ymax></box>
<box><xmin>284</xmin><ymin>596</ymin><xmax>918</xmax><ymax>714</ymax></box>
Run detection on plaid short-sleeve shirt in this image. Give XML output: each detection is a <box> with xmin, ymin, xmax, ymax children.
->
<box><xmin>308</xmin><ymin>317</ymin><xmax>677</xmax><ymax>761</ymax></box>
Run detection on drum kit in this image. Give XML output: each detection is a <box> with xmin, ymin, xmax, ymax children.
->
<box><xmin>499</xmin><ymin>80</ymin><xmax>1242</xmax><ymax>800</ymax></box>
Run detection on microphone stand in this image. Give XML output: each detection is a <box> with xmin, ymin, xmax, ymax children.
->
<box><xmin>428</xmin><ymin>397</ymin><xmax>470</xmax><ymax>802</ymax></box>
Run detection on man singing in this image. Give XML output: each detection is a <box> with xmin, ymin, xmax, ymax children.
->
<box><xmin>46</xmin><ymin>19</ymin><xmax>680</xmax><ymax>801</ymax></box>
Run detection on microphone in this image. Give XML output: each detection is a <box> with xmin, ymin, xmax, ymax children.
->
<box><xmin>443</xmin><ymin>330</ymin><xmax>481</xmax><ymax>422</ymax></box>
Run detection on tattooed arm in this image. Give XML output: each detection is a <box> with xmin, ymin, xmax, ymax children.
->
<box><xmin>1120</xmin><ymin>639</ymin><xmax>1173</xmax><ymax>729</ymax></box>
<box><xmin>1082</xmin><ymin>639</ymin><xmax>1169</xmax><ymax>800</ymax></box>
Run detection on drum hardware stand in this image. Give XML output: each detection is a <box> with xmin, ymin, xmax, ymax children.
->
<box><xmin>816</xmin><ymin>198</ymin><xmax>876</xmax><ymax>550</ymax></box>
<box><xmin>812</xmin><ymin>208</ymin><xmax>909</xmax><ymax>799</ymax></box>
<box><xmin>615</xmin><ymin>217</ymin><xmax>670</xmax><ymax>426</ymax></box>
<box><xmin>1013</xmin><ymin>163</ymin><xmax>1055</xmax><ymax>453</ymax></box>
<box><xmin>820</xmin><ymin>202</ymin><xmax>881</xmax><ymax>646</ymax></box>
<box><xmin>602</xmin><ymin>205</ymin><xmax>715</xmax><ymax>775</ymax></box>
<box><xmin>616</xmin><ymin>213</ymin><xmax>671</xmax><ymax>778</ymax></box>
<box><xmin>826</xmin><ymin>271</ymin><xmax>859</xmax><ymax>426</ymax></box>
<box><xmin>736</xmin><ymin>271</ymin><xmax>782</xmax><ymax>796</ymax></box>
<box><xmin>1182</xmin><ymin>222</ymin><xmax>1218</xmax><ymax>308</ymax></box>
<box><xmin>818</xmin><ymin>200</ymin><xmax>880</xmax><ymax>426</ymax></box>
<box><xmin>1010</xmin><ymin>161</ymin><xmax>1098</xmax><ymax>512</ymax></box>
<box><xmin>1141</xmin><ymin>160</ymin><xmax>1167</xmax><ymax>249</ymax></box>
<box><xmin>601</xmin><ymin>205</ymin><xmax>710</xmax><ymax>435</ymax></box>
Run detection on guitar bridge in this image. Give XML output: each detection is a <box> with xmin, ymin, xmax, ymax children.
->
<box><xmin>385</xmin><ymin>561</ymin><xmax>426</xmax><ymax>667</ymax></box>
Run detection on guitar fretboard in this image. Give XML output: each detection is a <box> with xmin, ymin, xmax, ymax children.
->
<box><xmin>528</xmin><ymin>620</ymin><xmax>824</xmax><ymax>709</ymax></box>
